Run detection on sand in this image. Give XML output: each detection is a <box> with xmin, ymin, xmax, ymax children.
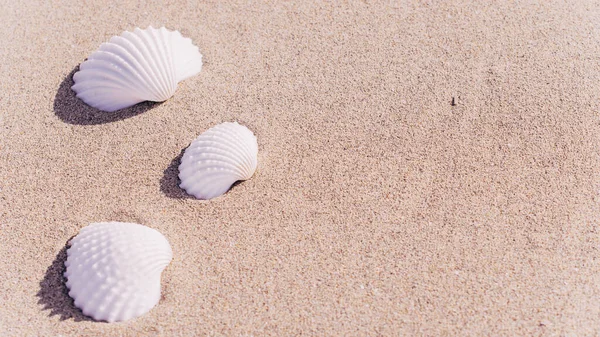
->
<box><xmin>1</xmin><ymin>0</ymin><xmax>600</xmax><ymax>335</ymax></box>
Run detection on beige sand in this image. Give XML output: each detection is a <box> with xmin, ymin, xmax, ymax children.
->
<box><xmin>2</xmin><ymin>1</ymin><xmax>600</xmax><ymax>335</ymax></box>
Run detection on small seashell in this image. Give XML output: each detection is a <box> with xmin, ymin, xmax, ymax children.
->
<box><xmin>64</xmin><ymin>222</ymin><xmax>173</xmax><ymax>322</ymax></box>
<box><xmin>178</xmin><ymin>122</ymin><xmax>258</xmax><ymax>200</ymax></box>
<box><xmin>72</xmin><ymin>26</ymin><xmax>203</xmax><ymax>112</ymax></box>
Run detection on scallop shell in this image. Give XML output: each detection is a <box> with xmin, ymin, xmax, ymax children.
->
<box><xmin>178</xmin><ymin>122</ymin><xmax>258</xmax><ymax>200</ymax></box>
<box><xmin>64</xmin><ymin>222</ymin><xmax>173</xmax><ymax>322</ymax></box>
<box><xmin>72</xmin><ymin>26</ymin><xmax>203</xmax><ymax>112</ymax></box>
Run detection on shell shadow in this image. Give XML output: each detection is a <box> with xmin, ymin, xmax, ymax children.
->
<box><xmin>54</xmin><ymin>66</ymin><xmax>162</xmax><ymax>125</ymax></box>
<box><xmin>36</xmin><ymin>238</ymin><xmax>95</xmax><ymax>322</ymax></box>
<box><xmin>160</xmin><ymin>147</ymin><xmax>194</xmax><ymax>199</ymax></box>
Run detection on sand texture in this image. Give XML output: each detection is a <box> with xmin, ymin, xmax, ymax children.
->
<box><xmin>2</xmin><ymin>0</ymin><xmax>600</xmax><ymax>336</ymax></box>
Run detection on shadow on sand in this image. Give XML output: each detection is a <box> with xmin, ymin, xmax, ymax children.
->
<box><xmin>36</xmin><ymin>238</ymin><xmax>95</xmax><ymax>322</ymax></box>
<box><xmin>54</xmin><ymin>67</ymin><xmax>162</xmax><ymax>125</ymax></box>
<box><xmin>160</xmin><ymin>147</ymin><xmax>194</xmax><ymax>199</ymax></box>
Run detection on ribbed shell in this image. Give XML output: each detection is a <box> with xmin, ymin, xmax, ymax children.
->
<box><xmin>64</xmin><ymin>222</ymin><xmax>173</xmax><ymax>322</ymax></box>
<box><xmin>71</xmin><ymin>26</ymin><xmax>203</xmax><ymax>112</ymax></box>
<box><xmin>179</xmin><ymin>122</ymin><xmax>258</xmax><ymax>200</ymax></box>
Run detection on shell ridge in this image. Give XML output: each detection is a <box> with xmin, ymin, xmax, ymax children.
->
<box><xmin>179</xmin><ymin>170</ymin><xmax>239</xmax><ymax>198</ymax></box>
<box><xmin>75</xmin><ymin>90</ymin><xmax>144</xmax><ymax>112</ymax></box>
<box><xmin>178</xmin><ymin>164</ymin><xmax>240</xmax><ymax>181</ymax></box>
<box><xmin>119</xmin><ymin>31</ymin><xmax>169</xmax><ymax>99</ymax></box>
<box><xmin>212</xmin><ymin>124</ymin><xmax>255</xmax><ymax>159</ymax></box>
<box><xmin>74</xmin><ymin>65</ymin><xmax>145</xmax><ymax>101</ymax></box>
<box><xmin>143</xmin><ymin>27</ymin><xmax>172</xmax><ymax>100</ymax></box>
<box><xmin>126</xmin><ymin>243</ymin><xmax>172</xmax><ymax>275</ymax></box>
<box><xmin>181</xmin><ymin>146</ymin><xmax>252</xmax><ymax>173</ymax></box>
<box><xmin>74</xmin><ymin>84</ymin><xmax>142</xmax><ymax>99</ymax></box>
<box><xmin>73</xmin><ymin>73</ymin><xmax>141</xmax><ymax>96</ymax></box>
<box><xmin>159</xmin><ymin>27</ymin><xmax>177</xmax><ymax>96</ymax></box>
<box><xmin>107</xmin><ymin>277</ymin><xmax>152</xmax><ymax>323</ymax></box>
<box><xmin>222</xmin><ymin>125</ymin><xmax>257</xmax><ymax>176</ymax></box>
<box><xmin>76</xmin><ymin>55</ymin><xmax>153</xmax><ymax>108</ymax></box>
<box><xmin>74</xmin><ymin>63</ymin><xmax>142</xmax><ymax>91</ymax></box>
<box><xmin>208</xmin><ymin>125</ymin><xmax>257</xmax><ymax>178</ymax></box>
<box><xmin>83</xmin><ymin>282</ymin><xmax>119</xmax><ymax>322</ymax></box>
<box><xmin>179</xmin><ymin>160</ymin><xmax>247</xmax><ymax>179</ymax></box>
<box><xmin>183</xmin><ymin>178</ymin><xmax>236</xmax><ymax>200</ymax></box>
<box><xmin>191</xmin><ymin>132</ymin><xmax>250</xmax><ymax>165</ymax></box>
<box><xmin>200</xmin><ymin>175</ymin><xmax>241</xmax><ymax>198</ymax></box>
<box><xmin>137</xmin><ymin>27</ymin><xmax>175</xmax><ymax>100</ymax></box>
<box><xmin>155</xmin><ymin>28</ymin><xmax>178</xmax><ymax>99</ymax></box>
<box><xmin>181</xmin><ymin>152</ymin><xmax>250</xmax><ymax>177</ymax></box>
<box><xmin>103</xmin><ymin>37</ymin><xmax>165</xmax><ymax>98</ymax></box>
<box><xmin>96</xmin><ymin>42</ymin><xmax>158</xmax><ymax>96</ymax></box>
<box><xmin>225</xmin><ymin>123</ymin><xmax>258</xmax><ymax>160</ymax></box>
<box><xmin>87</xmin><ymin>51</ymin><xmax>151</xmax><ymax>95</ymax></box>
<box><xmin>129</xmin><ymin>28</ymin><xmax>171</xmax><ymax>100</ymax></box>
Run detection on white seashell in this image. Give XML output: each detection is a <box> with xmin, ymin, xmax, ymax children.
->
<box><xmin>72</xmin><ymin>26</ymin><xmax>203</xmax><ymax>112</ymax></box>
<box><xmin>178</xmin><ymin>122</ymin><xmax>258</xmax><ymax>200</ymax></box>
<box><xmin>64</xmin><ymin>222</ymin><xmax>173</xmax><ymax>322</ymax></box>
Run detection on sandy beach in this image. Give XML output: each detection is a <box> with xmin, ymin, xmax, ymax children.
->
<box><xmin>2</xmin><ymin>0</ymin><xmax>600</xmax><ymax>335</ymax></box>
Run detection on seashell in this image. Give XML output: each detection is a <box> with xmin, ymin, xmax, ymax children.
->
<box><xmin>178</xmin><ymin>122</ymin><xmax>258</xmax><ymax>200</ymax></box>
<box><xmin>71</xmin><ymin>26</ymin><xmax>203</xmax><ymax>112</ymax></box>
<box><xmin>64</xmin><ymin>222</ymin><xmax>173</xmax><ymax>322</ymax></box>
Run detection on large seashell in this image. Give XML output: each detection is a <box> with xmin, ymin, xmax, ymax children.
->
<box><xmin>178</xmin><ymin>122</ymin><xmax>258</xmax><ymax>200</ymax></box>
<box><xmin>64</xmin><ymin>222</ymin><xmax>173</xmax><ymax>322</ymax></box>
<box><xmin>72</xmin><ymin>26</ymin><xmax>203</xmax><ymax>112</ymax></box>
